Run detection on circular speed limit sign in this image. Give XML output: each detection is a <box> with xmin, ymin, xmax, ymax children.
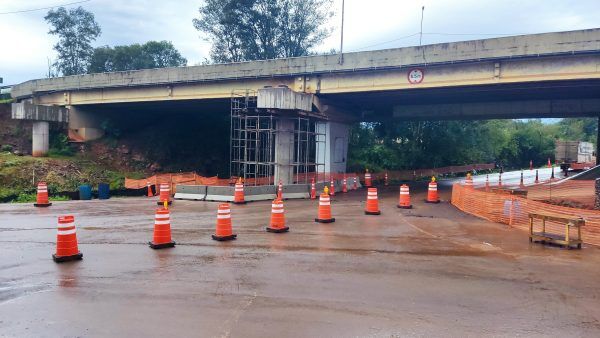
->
<box><xmin>407</xmin><ymin>68</ymin><xmax>424</xmax><ymax>84</ymax></box>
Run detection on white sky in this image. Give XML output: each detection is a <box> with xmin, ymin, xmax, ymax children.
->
<box><xmin>1</xmin><ymin>0</ymin><xmax>599</xmax><ymax>85</ymax></box>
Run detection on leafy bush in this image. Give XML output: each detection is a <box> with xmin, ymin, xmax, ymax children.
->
<box><xmin>1</xmin><ymin>144</ymin><xmax>13</xmax><ymax>152</ymax></box>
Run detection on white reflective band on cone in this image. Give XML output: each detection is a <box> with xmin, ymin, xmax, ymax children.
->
<box><xmin>154</xmin><ymin>220</ymin><xmax>170</xmax><ymax>225</ymax></box>
<box><xmin>319</xmin><ymin>202</ymin><xmax>330</xmax><ymax>206</ymax></box>
<box><xmin>217</xmin><ymin>209</ymin><xmax>230</xmax><ymax>214</ymax></box>
<box><xmin>400</xmin><ymin>192</ymin><xmax>409</xmax><ymax>195</ymax></box>
<box><xmin>272</xmin><ymin>203</ymin><xmax>283</xmax><ymax>208</ymax></box>
<box><xmin>57</xmin><ymin>229</ymin><xmax>76</xmax><ymax>235</ymax></box>
<box><xmin>57</xmin><ymin>223</ymin><xmax>75</xmax><ymax>229</ymax></box>
<box><xmin>272</xmin><ymin>209</ymin><xmax>284</xmax><ymax>213</ymax></box>
<box><xmin>217</xmin><ymin>215</ymin><xmax>231</xmax><ymax>219</ymax></box>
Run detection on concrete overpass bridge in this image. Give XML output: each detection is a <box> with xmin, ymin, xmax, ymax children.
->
<box><xmin>11</xmin><ymin>28</ymin><xmax>600</xmax><ymax>183</ymax></box>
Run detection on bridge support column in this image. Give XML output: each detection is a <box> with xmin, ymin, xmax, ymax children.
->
<box><xmin>274</xmin><ymin>118</ymin><xmax>294</xmax><ymax>185</ymax></box>
<box><xmin>316</xmin><ymin>121</ymin><xmax>350</xmax><ymax>175</ymax></box>
<box><xmin>32</xmin><ymin>121</ymin><xmax>49</xmax><ymax>157</ymax></box>
<box><xmin>68</xmin><ymin>106</ymin><xmax>104</xmax><ymax>142</ymax></box>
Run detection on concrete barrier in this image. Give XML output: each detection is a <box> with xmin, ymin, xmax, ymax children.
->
<box><xmin>282</xmin><ymin>184</ymin><xmax>310</xmax><ymax>199</ymax></box>
<box><xmin>245</xmin><ymin>185</ymin><xmax>277</xmax><ymax>202</ymax></box>
<box><xmin>205</xmin><ymin>186</ymin><xmax>235</xmax><ymax>202</ymax></box>
<box><xmin>174</xmin><ymin>185</ymin><xmax>207</xmax><ymax>200</ymax></box>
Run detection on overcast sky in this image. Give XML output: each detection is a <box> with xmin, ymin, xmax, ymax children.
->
<box><xmin>1</xmin><ymin>0</ymin><xmax>599</xmax><ymax>85</ymax></box>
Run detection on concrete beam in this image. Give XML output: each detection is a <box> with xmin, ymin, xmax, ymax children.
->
<box><xmin>68</xmin><ymin>106</ymin><xmax>105</xmax><ymax>141</ymax></box>
<box><xmin>393</xmin><ymin>98</ymin><xmax>600</xmax><ymax>120</ymax></box>
<box><xmin>11</xmin><ymin>101</ymin><xmax>68</xmax><ymax>122</ymax></box>
<box><xmin>32</xmin><ymin>121</ymin><xmax>49</xmax><ymax>157</ymax></box>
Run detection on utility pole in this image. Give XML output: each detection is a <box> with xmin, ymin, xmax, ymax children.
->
<box><xmin>338</xmin><ymin>0</ymin><xmax>345</xmax><ymax>65</ymax></box>
<box><xmin>419</xmin><ymin>6</ymin><xmax>425</xmax><ymax>46</ymax></box>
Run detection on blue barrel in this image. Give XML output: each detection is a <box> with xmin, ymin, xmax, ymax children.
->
<box><xmin>98</xmin><ymin>183</ymin><xmax>110</xmax><ymax>200</ymax></box>
<box><xmin>79</xmin><ymin>185</ymin><xmax>92</xmax><ymax>200</ymax></box>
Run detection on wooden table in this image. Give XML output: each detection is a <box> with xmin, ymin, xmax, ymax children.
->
<box><xmin>528</xmin><ymin>213</ymin><xmax>584</xmax><ymax>249</ymax></box>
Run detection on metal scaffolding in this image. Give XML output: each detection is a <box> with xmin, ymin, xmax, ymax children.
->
<box><xmin>229</xmin><ymin>91</ymin><xmax>325</xmax><ymax>185</ymax></box>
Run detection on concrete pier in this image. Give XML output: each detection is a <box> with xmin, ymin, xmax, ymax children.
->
<box><xmin>274</xmin><ymin>118</ymin><xmax>295</xmax><ymax>184</ymax></box>
<box><xmin>317</xmin><ymin>121</ymin><xmax>350</xmax><ymax>174</ymax></box>
<box><xmin>31</xmin><ymin>121</ymin><xmax>49</xmax><ymax>157</ymax></box>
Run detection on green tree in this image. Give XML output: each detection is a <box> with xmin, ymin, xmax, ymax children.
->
<box><xmin>45</xmin><ymin>6</ymin><xmax>101</xmax><ymax>76</ymax></box>
<box><xmin>193</xmin><ymin>0</ymin><xmax>333</xmax><ymax>63</ymax></box>
<box><xmin>88</xmin><ymin>41</ymin><xmax>187</xmax><ymax>73</ymax></box>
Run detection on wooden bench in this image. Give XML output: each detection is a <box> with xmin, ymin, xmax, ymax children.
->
<box><xmin>528</xmin><ymin>212</ymin><xmax>584</xmax><ymax>249</ymax></box>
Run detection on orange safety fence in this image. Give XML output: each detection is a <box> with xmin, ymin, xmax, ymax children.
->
<box><xmin>452</xmin><ymin>183</ymin><xmax>600</xmax><ymax>247</ymax></box>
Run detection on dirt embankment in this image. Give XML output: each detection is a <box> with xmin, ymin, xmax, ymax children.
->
<box><xmin>0</xmin><ymin>103</ymin><xmax>31</xmax><ymax>154</ymax></box>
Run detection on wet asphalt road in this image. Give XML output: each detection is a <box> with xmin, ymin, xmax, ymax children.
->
<box><xmin>1</xmin><ymin>184</ymin><xmax>600</xmax><ymax>337</ymax></box>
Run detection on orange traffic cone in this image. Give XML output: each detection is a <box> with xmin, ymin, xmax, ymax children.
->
<box><xmin>384</xmin><ymin>172</ymin><xmax>389</xmax><ymax>186</ymax></box>
<box><xmin>342</xmin><ymin>176</ymin><xmax>348</xmax><ymax>193</ymax></box>
<box><xmin>315</xmin><ymin>187</ymin><xmax>335</xmax><ymax>223</ymax></box>
<box><xmin>146</xmin><ymin>182</ymin><xmax>154</xmax><ymax>197</ymax></box>
<box><xmin>310</xmin><ymin>178</ymin><xmax>316</xmax><ymax>199</ymax></box>
<box><xmin>329</xmin><ymin>178</ymin><xmax>335</xmax><ymax>196</ymax></box>
<box><xmin>426</xmin><ymin>176</ymin><xmax>440</xmax><ymax>203</ymax></box>
<box><xmin>464</xmin><ymin>173</ymin><xmax>473</xmax><ymax>190</ymax></box>
<box><xmin>353</xmin><ymin>176</ymin><xmax>358</xmax><ymax>190</ymax></box>
<box><xmin>212</xmin><ymin>203</ymin><xmax>237</xmax><ymax>241</ymax></box>
<box><xmin>397</xmin><ymin>184</ymin><xmax>412</xmax><ymax>209</ymax></box>
<box><xmin>266</xmin><ymin>198</ymin><xmax>289</xmax><ymax>233</ymax></box>
<box><xmin>53</xmin><ymin>215</ymin><xmax>82</xmax><ymax>262</ymax></box>
<box><xmin>157</xmin><ymin>183</ymin><xmax>172</xmax><ymax>205</ymax></box>
<box><xmin>547</xmin><ymin>158</ymin><xmax>552</xmax><ymax>168</ymax></box>
<box><xmin>233</xmin><ymin>178</ymin><xmax>246</xmax><ymax>204</ymax></box>
<box><xmin>149</xmin><ymin>208</ymin><xmax>176</xmax><ymax>249</ymax></box>
<box><xmin>278</xmin><ymin>180</ymin><xmax>283</xmax><ymax>199</ymax></box>
<box><xmin>34</xmin><ymin>181</ymin><xmax>52</xmax><ymax>207</ymax></box>
<box><xmin>365</xmin><ymin>187</ymin><xmax>381</xmax><ymax>215</ymax></box>
<box><xmin>365</xmin><ymin>169</ymin><xmax>372</xmax><ymax>187</ymax></box>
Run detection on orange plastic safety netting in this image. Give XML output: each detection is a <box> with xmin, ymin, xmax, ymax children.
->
<box><xmin>452</xmin><ymin>183</ymin><xmax>600</xmax><ymax>246</ymax></box>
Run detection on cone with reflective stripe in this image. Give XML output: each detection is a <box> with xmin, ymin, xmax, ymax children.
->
<box><xmin>277</xmin><ymin>180</ymin><xmax>283</xmax><ymax>199</ymax></box>
<box><xmin>426</xmin><ymin>176</ymin><xmax>440</xmax><ymax>203</ymax></box>
<box><xmin>157</xmin><ymin>183</ymin><xmax>172</xmax><ymax>205</ymax></box>
<box><xmin>266</xmin><ymin>198</ymin><xmax>289</xmax><ymax>233</ymax></box>
<box><xmin>233</xmin><ymin>178</ymin><xmax>246</xmax><ymax>204</ymax></box>
<box><xmin>384</xmin><ymin>172</ymin><xmax>389</xmax><ymax>186</ymax></box>
<box><xmin>146</xmin><ymin>182</ymin><xmax>154</xmax><ymax>197</ymax></box>
<box><xmin>34</xmin><ymin>181</ymin><xmax>52</xmax><ymax>207</ymax></box>
<box><xmin>329</xmin><ymin>178</ymin><xmax>335</xmax><ymax>196</ymax></box>
<box><xmin>364</xmin><ymin>169</ymin><xmax>372</xmax><ymax>187</ymax></box>
<box><xmin>464</xmin><ymin>173</ymin><xmax>473</xmax><ymax>190</ymax></box>
<box><xmin>342</xmin><ymin>176</ymin><xmax>348</xmax><ymax>193</ymax></box>
<box><xmin>149</xmin><ymin>208</ymin><xmax>175</xmax><ymax>249</ymax></box>
<box><xmin>310</xmin><ymin>178</ymin><xmax>316</xmax><ymax>199</ymax></box>
<box><xmin>53</xmin><ymin>215</ymin><xmax>82</xmax><ymax>262</ymax></box>
<box><xmin>365</xmin><ymin>187</ymin><xmax>381</xmax><ymax>215</ymax></box>
<box><xmin>212</xmin><ymin>203</ymin><xmax>237</xmax><ymax>241</ymax></box>
<box><xmin>315</xmin><ymin>187</ymin><xmax>335</xmax><ymax>223</ymax></box>
<box><xmin>353</xmin><ymin>176</ymin><xmax>358</xmax><ymax>190</ymax></box>
<box><xmin>397</xmin><ymin>184</ymin><xmax>412</xmax><ymax>209</ymax></box>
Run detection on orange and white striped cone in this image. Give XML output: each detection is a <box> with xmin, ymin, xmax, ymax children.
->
<box><xmin>353</xmin><ymin>177</ymin><xmax>358</xmax><ymax>190</ymax></box>
<box><xmin>278</xmin><ymin>180</ymin><xmax>283</xmax><ymax>199</ymax></box>
<box><xmin>310</xmin><ymin>178</ymin><xmax>316</xmax><ymax>199</ymax></box>
<box><xmin>157</xmin><ymin>183</ymin><xmax>172</xmax><ymax>205</ymax></box>
<box><xmin>53</xmin><ymin>215</ymin><xmax>83</xmax><ymax>262</ymax></box>
<box><xmin>266</xmin><ymin>198</ymin><xmax>289</xmax><ymax>233</ymax></box>
<box><xmin>397</xmin><ymin>184</ymin><xmax>412</xmax><ymax>209</ymax></box>
<box><xmin>464</xmin><ymin>173</ymin><xmax>473</xmax><ymax>190</ymax></box>
<box><xmin>315</xmin><ymin>187</ymin><xmax>335</xmax><ymax>223</ymax></box>
<box><xmin>146</xmin><ymin>182</ymin><xmax>154</xmax><ymax>197</ymax></box>
<box><xmin>212</xmin><ymin>203</ymin><xmax>237</xmax><ymax>241</ymax></box>
<box><xmin>425</xmin><ymin>177</ymin><xmax>440</xmax><ymax>203</ymax></box>
<box><xmin>149</xmin><ymin>208</ymin><xmax>176</xmax><ymax>249</ymax></box>
<box><xmin>329</xmin><ymin>178</ymin><xmax>335</xmax><ymax>196</ymax></box>
<box><xmin>233</xmin><ymin>178</ymin><xmax>246</xmax><ymax>204</ymax></box>
<box><xmin>365</xmin><ymin>187</ymin><xmax>381</xmax><ymax>215</ymax></box>
<box><xmin>342</xmin><ymin>176</ymin><xmax>348</xmax><ymax>193</ymax></box>
<box><xmin>364</xmin><ymin>170</ymin><xmax>372</xmax><ymax>187</ymax></box>
<box><xmin>485</xmin><ymin>175</ymin><xmax>490</xmax><ymax>192</ymax></box>
<box><xmin>384</xmin><ymin>172</ymin><xmax>389</xmax><ymax>186</ymax></box>
<box><xmin>34</xmin><ymin>181</ymin><xmax>52</xmax><ymax>207</ymax></box>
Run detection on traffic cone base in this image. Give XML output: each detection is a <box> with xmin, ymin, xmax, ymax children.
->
<box><xmin>397</xmin><ymin>204</ymin><xmax>412</xmax><ymax>209</ymax></box>
<box><xmin>53</xmin><ymin>252</ymin><xmax>82</xmax><ymax>263</ymax></box>
<box><xmin>148</xmin><ymin>240</ymin><xmax>176</xmax><ymax>249</ymax></box>
<box><xmin>425</xmin><ymin>199</ymin><xmax>440</xmax><ymax>204</ymax></box>
<box><xmin>315</xmin><ymin>217</ymin><xmax>336</xmax><ymax>223</ymax></box>
<box><xmin>34</xmin><ymin>202</ymin><xmax>52</xmax><ymax>207</ymax></box>
<box><xmin>156</xmin><ymin>200</ymin><xmax>173</xmax><ymax>206</ymax></box>
<box><xmin>365</xmin><ymin>210</ymin><xmax>381</xmax><ymax>215</ymax></box>
<box><xmin>211</xmin><ymin>234</ymin><xmax>237</xmax><ymax>241</ymax></box>
<box><xmin>266</xmin><ymin>226</ymin><xmax>289</xmax><ymax>233</ymax></box>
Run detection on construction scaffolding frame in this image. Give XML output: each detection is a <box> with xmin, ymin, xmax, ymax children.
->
<box><xmin>230</xmin><ymin>90</ymin><xmax>326</xmax><ymax>185</ymax></box>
